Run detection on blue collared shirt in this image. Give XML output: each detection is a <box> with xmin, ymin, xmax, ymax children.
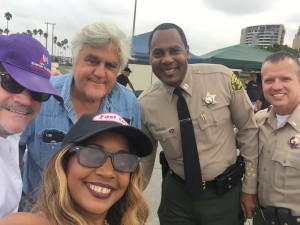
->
<box><xmin>20</xmin><ymin>72</ymin><xmax>141</xmax><ymax>195</ymax></box>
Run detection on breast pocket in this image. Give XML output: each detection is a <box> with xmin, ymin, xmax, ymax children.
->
<box><xmin>37</xmin><ymin>129</ymin><xmax>66</xmax><ymax>169</ymax></box>
<box><xmin>197</xmin><ymin>106</ymin><xmax>230</xmax><ymax>148</ymax></box>
<box><xmin>150</xmin><ymin>126</ymin><xmax>178</xmax><ymax>151</ymax></box>
<box><xmin>271</xmin><ymin>150</ymin><xmax>300</xmax><ymax>190</ymax></box>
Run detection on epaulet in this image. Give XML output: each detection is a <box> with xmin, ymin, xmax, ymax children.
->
<box><xmin>189</xmin><ymin>63</ymin><xmax>232</xmax><ymax>75</ymax></box>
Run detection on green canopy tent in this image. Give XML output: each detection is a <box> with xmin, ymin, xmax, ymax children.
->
<box><xmin>200</xmin><ymin>44</ymin><xmax>273</xmax><ymax>70</ymax></box>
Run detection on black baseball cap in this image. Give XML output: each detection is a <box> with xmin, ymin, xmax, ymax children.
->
<box><xmin>62</xmin><ymin>113</ymin><xmax>152</xmax><ymax>157</ymax></box>
<box><xmin>123</xmin><ymin>67</ymin><xmax>132</xmax><ymax>73</ymax></box>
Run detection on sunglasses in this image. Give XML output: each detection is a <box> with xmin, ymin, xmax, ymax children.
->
<box><xmin>0</xmin><ymin>72</ymin><xmax>51</xmax><ymax>102</ymax></box>
<box><xmin>69</xmin><ymin>146</ymin><xmax>140</xmax><ymax>173</ymax></box>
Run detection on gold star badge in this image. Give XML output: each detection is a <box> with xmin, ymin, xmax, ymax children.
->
<box><xmin>203</xmin><ymin>92</ymin><xmax>217</xmax><ymax>105</ymax></box>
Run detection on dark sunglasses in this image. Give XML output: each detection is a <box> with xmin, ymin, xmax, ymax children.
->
<box><xmin>69</xmin><ymin>146</ymin><xmax>140</xmax><ymax>173</ymax></box>
<box><xmin>0</xmin><ymin>72</ymin><xmax>51</xmax><ymax>102</ymax></box>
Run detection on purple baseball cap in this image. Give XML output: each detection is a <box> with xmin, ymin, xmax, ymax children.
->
<box><xmin>0</xmin><ymin>33</ymin><xmax>62</xmax><ymax>102</ymax></box>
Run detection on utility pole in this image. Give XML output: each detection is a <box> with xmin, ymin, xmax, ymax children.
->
<box><xmin>51</xmin><ymin>23</ymin><xmax>56</xmax><ymax>58</ymax></box>
<box><xmin>132</xmin><ymin>0</ymin><xmax>137</xmax><ymax>38</ymax></box>
<box><xmin>45</xmin><ymin>22</ymin><xmax>56</xmax><ymax>58</ymax></box>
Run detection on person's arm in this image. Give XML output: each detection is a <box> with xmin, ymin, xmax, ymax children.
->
<box><xmin>240</xmin><ymin>192</ymin><xmax>259</xmax><ymax>219</ymax></box>
<box><xmin>139</xmin><ymin>114</ymin><xmax>158</xmax><ymax>189</ymax></box>
<box><xmin>255</xmin><ymin>100</ymin><xmax>262</xmax><ymax>111</ymax></box>
<box><xmin>128</xmin><ymin>81</ymin><xmax>135</xmax><ymax>92</ymax></box>
<box><xmin>229</xmin><ymin>75</ymin><xmax>259</xmax><ymax>218</ymax></box>
<box><xmin>244</xmin><ymin>79</ymin><xmax>250</xmax><ymax>86</ymax></box>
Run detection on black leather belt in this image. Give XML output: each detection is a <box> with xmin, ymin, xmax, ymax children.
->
<box><xmin>260</xmin><ymin>207</ymin><xmax>300</xmax><ymax>225</ymax></box>
<box><xmin>169</xmin><ymin>170</ymin><xmax>215</xmax><ymax>190</ymax></box>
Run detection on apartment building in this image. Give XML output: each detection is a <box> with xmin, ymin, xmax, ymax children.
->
<box><xmin>240</xmin><ymin>24</ymin><xmax>285</xmax><ymax>47</ymax></box>
<box><xmin>292</xmin><ymin>26</ymin><xmax>300</xmax><ymax>50</ymax></box>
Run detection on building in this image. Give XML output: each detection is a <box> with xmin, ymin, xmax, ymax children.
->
<box><xmin>292</xmin><ymin>26</ymin><xmax>300</xmax><ymax>50</ymax></box>
<box><xmin>240</xmin><ymin>24</ymin><xmax>285</xmax><ymax>47</ymax></box>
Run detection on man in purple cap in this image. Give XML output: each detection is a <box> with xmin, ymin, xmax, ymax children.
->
<box><xmin>0</xmin><ymin>33</ymin><xmax>62</xmax><ymax>217</ymax></box>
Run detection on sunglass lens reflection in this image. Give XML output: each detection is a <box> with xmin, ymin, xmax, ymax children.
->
<box><xmin>77</xmin><ymin>147</ymin><xmax>139</xmax><ymax>173</ymax></box>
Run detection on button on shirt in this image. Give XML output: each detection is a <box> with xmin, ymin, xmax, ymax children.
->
<box><xmin>139</xmin><ymin>64</ymin><xmax>258</xmax><ymax>193</ymax></box>
<box><xmin>20</xmin><ymin>72</ymin><xmax>141</xmax><ymax>196</ymax></box>
<box><xmin>255</xmin><ymin>104</ymin><xmax>300</xmax><ymax>216</ymax></box>
<box><xmin>0</xmin><ymin>134</ymin><xmax>22</xmax><ymax>217</ymax></box>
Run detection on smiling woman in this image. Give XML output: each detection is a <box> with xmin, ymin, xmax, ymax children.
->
<box><xmin>0</xmin><ymin>112</ymin><xmax>153</xmax><ymax>225</ymax></box>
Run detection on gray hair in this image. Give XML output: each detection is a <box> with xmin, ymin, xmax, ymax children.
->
<box><xmin>71</xmin><ymin>21</ymin><xmax>131</xmax><ymax>70</ymax></box>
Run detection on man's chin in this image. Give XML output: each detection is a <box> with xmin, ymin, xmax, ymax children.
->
<box><xmin>0</xmin><ymin>125</ymin><xmax>24</xmax><ymax>138</ymax></box>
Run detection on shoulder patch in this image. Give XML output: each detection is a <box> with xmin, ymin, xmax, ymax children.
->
<box><xmin>231</xmin><ymin>73</ymin><xmax>243</xmax><ymax>92</ymax></box>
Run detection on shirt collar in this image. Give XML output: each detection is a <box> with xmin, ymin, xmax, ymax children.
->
<box><xmin>162</xmin><ymin>66</ymin><xmax>193</xmax><ymax>102</ymax></box>
<box><xmin>266</xmin><ymin>104</ymin><xmax>300</xmax><ymax>132</ymax></box>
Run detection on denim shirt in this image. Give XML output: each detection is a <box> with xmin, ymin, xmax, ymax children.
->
<box><xmin>19</xmin><ymin>72</ymin><xmax>141</xmax><ymax>195</ymax></box>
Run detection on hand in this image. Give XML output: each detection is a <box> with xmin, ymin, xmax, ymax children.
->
<box><xmin>240</xmin><ymin>192</ymin><xmax>258</xmax><ymax>219</ymax></box>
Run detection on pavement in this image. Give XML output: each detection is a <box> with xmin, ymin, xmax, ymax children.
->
<box><xmin>144</xmin><ymin>146</ymin><xmax>162</xmax><ymax>225</ymax></box>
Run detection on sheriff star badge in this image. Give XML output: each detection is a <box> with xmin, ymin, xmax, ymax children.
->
<box><xmin>203</xmin><ymin>92</ymin><xmax>217</xmax><ymax>105</ymax></box>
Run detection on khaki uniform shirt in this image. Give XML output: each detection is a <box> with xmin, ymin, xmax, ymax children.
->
<box><xmin>255</xmin><ymin>104</ymin><xmax>300</xmax><ymax>216</ymax></box>
<box><xmin>139</xmin><ymin>64</ymin><xmax>258</xmax><ymax>194</ymax></box>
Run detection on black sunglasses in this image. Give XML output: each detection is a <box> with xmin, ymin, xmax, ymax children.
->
<box><xmin>69</xmin><ymin>146</ymin><xmax>140</xmax><ymax>173</ymax></box>
<box><xmin>0</xmin><ymin>72</ymin><xmax>51</xmax><ymax>102</ymax></box>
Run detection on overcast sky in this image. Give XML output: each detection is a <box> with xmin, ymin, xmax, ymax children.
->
<box><xmin>1</xmin><ymin>0</ymin><xmax>300</xmax><ymax>56</ymax></box>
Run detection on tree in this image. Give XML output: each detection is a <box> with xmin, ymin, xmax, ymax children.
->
<box><xmin>53</xmin><ymin>36</ymin><xmax>57</xmax><ymax>44</ymax></box>
<box><xmin>33</xmin><ymin>29</ymin><xmax>38</xmax><ymax>37</ymax></box>
<box><xmin>62</xmin><ymin>38</ymin><xmax>68</xmax><ymax>46</ymax></box>
<box><xmin>38</xmin><ymin>29</ymin><xmax>43</xmax><ymax>41</ymax></box>
<box><xmin>4</xmin><ymin>12</ymin><xmax>12</xmax><ymax>33</ymax></box>
<box><xmin>26</xmin><ymin>30</ymin><xmax>33</xmax><ymax>36</ymax></box>
<box><xmin>0</xmin><ymin>28</ymin><xmax>3</xmax><ymax>34</ymax></box>
<box><xmin>43</xmin><ymin>32</ymin><xmax>48</xmax><ymax>49</ymax></box>
<box><xmin>53</xmin><ymin>36</ymin><xmax>58</xmax><ymax>56</ymax></box>
<box><xmin>4</xmin><ymin>28</ymin><xmax>9</xmax><ymax>35</ymax></box>
<box><xmin>261</xmin><ymin>44</ymin><xmax>300</xmax><ymax>58</ymax></box>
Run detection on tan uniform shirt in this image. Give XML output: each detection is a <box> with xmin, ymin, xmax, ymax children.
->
<box><xmin>139</xmin><ymin>64</ymin><xmax>258</xmax><ymax>194</ymax></box>
<box><xmin>255</xmin><ymin>104</ymin><xmax>300</xmax><ymax>216</ymax></box>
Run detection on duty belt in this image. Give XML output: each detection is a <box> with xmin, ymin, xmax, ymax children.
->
<box><xmin>169</xmin><ymin>170</ymin><xmax>215</xmax><ymax>190</ymax></box>
<box><xmin>259</xmin><ymin>207</ymin><xmax>300</xmax><ymax>225</ymax></box>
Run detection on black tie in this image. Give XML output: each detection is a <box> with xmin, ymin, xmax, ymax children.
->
<box><xmin>174</xmin><ymin>87</ymin><xmax>202</xmax><ymax>198</ymax></box>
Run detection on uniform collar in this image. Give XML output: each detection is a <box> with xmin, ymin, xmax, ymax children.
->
<box><xmin>286</xmin><ymin>103</ymin><xmax>300</xmax><ymax>132</ymax></box>
<box><xmin>266</xmin><ymin>103</ymin><xmax>300</xmax><ymax>132</ymax></box>
<box><xmin>178</xmin><ymin>66</ymin><xmax>193</xmax><ymax>96</ymax></box>
<box><xmin>159</xmin><ymin>66</ymin><xmax>193</xmax><ymax>103</ymax></box>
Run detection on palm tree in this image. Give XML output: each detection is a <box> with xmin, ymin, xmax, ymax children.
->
<box><xmin>38</xmin><ymin>29</ymin><xmax>43</xmax><ymax>41</ymax></box>
<box><xmin>53</xmin><ymin>36</ymin><xmax>58</xmax><ymax>56</ymax></box>
<box><xmin>26</xmin><ymin>30</ymin><xmax>33</xmax><ymax>36</ymax></box>
<box><xmin>53</xmin><ymin>36</ymin><xmax>57</xmax><ymax>44</ymax></box>
<box><xmin>4</xmin><ymin>12</ymin><xmax>12</xmax><ymax>33</ymax></box>
<box><xmin>43</xmin><ymin>32</ymin><xmax>48</xmax><ymax>49</ymax></box>
<box><xmin>0</xmin><ymin>28</ymin><xmax>3</xmax><ymax>34</ymax></box>
<box><xmin>62</xmin><ymin>38</ymin><xmax>68</xmax><ymax>46</ymax></box>
<box><xmin>33</xmin><ymin>29</ymin><xmax>38</xmax><ymax>37</ymax></box>
<box><xmin>56</xmin><ymin>41</ymin><xmax>62</xmax><ymax>56</ymax></box>
<box><xmin>4</xmin><ymin>28</ymin><xmax>9</xmax><ymax>35</ymax></box>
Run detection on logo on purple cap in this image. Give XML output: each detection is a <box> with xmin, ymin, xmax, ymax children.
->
<box><xmin>31</xmin><ymin>54</ymin><xmax>50</xmax><ymax>74</ymax></box>
<box><xmin>92</xmin><ymin>113</ymin><xmax>129</xmax><ymax>126</ymax></box>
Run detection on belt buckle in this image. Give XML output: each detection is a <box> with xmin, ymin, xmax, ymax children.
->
<box><xmin>202</xmin><ymin>181</ymin><xmax>206</xmax><ymax>190</ymax></box>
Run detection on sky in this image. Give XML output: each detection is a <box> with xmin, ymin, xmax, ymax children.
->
<box><xmin>1</xmin><ymin>0</ymin><xmax>300</xmax><ymax>57</ymax></box>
